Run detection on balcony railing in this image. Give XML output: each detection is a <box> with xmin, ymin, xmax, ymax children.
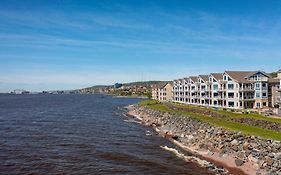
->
<box><xmin>239</xmin><ymin>88</ymin><xmax>254</xmax><ymax>91</ymax></box>
<box><xmin>239</xmin><ymin>96</ymin><xmax>254</xmax><ymax>100</ymax></box>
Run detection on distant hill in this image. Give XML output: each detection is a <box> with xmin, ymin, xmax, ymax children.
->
<box><xmin>78</xmin><ymin>81</ymin><xmax>168</xmax><ymax>93</ymax></box>
<box><xmin>122</xmin><ymin>81</ymin><xmax>168</xmax><ymax>87</ymax></box>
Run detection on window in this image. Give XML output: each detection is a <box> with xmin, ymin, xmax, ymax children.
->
<box><xmin>262</xmin><ymin>83</ymin><xmax>267</xmax><ymax>87</ymax></box>
<box><xmin>213</xmin><ymin>92</ymin><xmax>218</xmax><ymax>97</ymax></box>
<box><xmin>228</xmin><ymin>101</ymin><xmax>234</xmax><ymax>107</ymax></box>
<box><xmin>262</xmin><ymin>93</ymin><xmax>267</xmax><ymax>97</ymax></box>
<box><xmin>228</xmin><ymin>77</ymin><xmax>232</xmax><ymax>81</ymax></box>
<box><xmin>255</xmin><ymin>83</ymin><xmax>260</xmax><ymax>90</ymax></box>
<box><xmin>257</xmin><ymin>103</ymin><xmax>260</xmax><ymax>108</ymax></box>
<box><xmin>213</xmin><ymin>84</ymin><xmax>218</xmax><ymax>91</ymax></box>
<box><xmin>228</xmin><ymin>84</ymin><xmax>234</xmax><ymax>90</ymax></box>
<box><xmin>224</xmin><ymin>76</ymin><xmax>227</xmax><ymax>81</ymax></box>
<box><xmin>256</xmin><ymin>92</ymin><xmax>260</xmax><ymax>98</ymax></box>
<box><xmin>263</xmin><ymin>102</ymin><xmax>267</xmax><ymax>106</ymax></box>
<box><xmin>228</xmin><ymin>92</ymin><xmax>234</xmax><ymax>98</ymax></box>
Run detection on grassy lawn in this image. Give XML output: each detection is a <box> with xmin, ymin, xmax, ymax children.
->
<box><xmin>139</xmin><ymin>100</ymin><xmax>281</xmax><ymax>141</ymax></box>
<box><xmin>169</xmin><ymin>101</ymin><xmax>281</xmax><ymax>124</ymax></box>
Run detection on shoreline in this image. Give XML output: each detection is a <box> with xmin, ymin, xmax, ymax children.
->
<box><xmin>111</xmin><ymin>95</ymin><xmax>149</xmax><ymax>99</ymax></box>
<box><xmin>125</xmin><ymin>105</ymin><xmax>274</xmax><ymax>175</ymax></box>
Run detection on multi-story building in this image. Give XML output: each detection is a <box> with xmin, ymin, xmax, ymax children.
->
<box><xmin>209</xmin><ymin>73</ymin><xmax>224</xmax><ymax>107</ymax></box>
<box><xmin>152</xmin><ymin>82</ymin><xmax>173</xmax><ymax>102</ymax></box>
<box><xmin>275</xmin><ymin>70</ymin><xmax>281</xmax><ymax>108</ymax></box>
<box><xmin>173</xmin><ymin>79</ymin><xmax>184</xmax><ymax>103</ymax></box>
<box><xmin>173</xmin><ymin>70</ymin><xmax>281</xmax><ymax>110</ymax></box>
<box><xmin>151</xmin><ymin>84</ymin><xmax>159</xmax><ymax>100</ymax></box>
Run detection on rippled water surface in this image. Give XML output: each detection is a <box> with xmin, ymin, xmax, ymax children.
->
<box><xmin>0</xmin><ymin>94</ymin><xmax>214</xmax><ymax>175</ymax></box>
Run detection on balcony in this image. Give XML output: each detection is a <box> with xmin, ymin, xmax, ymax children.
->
<box><xmin>217</xmin><ymin>96</ymin><xmax>225</xmax><ymax>99</ymax></box>
<box><xmin>277</xmin><ymin>97</ymin><xmax>281</xmax><ymax>103</ymax></box>
<box><xmin>213</xmin><ymin>95</ymin><xmax>219</xmax><ymax>99</ymax></box>
<box><xmin>239</xmin><ymin>96</ymin><xmax>254</xmax><ymax>101</ymax></box>
<box><xmin>218</xmin><ymin>88</ymin><xmax>226</xmax><ymax>91</ymax></box>
<box><xmin>203</xmin><ymin>96</ymin><xmax>212</xmax><ymax>99</ymax></box>
<box><xmin>239</xmin><ymin>88</ymin><xmax>254</xmax><ymax>92</ymax></box>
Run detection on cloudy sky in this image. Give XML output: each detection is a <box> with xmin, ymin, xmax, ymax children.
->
<box><xmin>1</xmin><ymin>0</ymin><xmax>281</xmax><ymax>92</ymax></box>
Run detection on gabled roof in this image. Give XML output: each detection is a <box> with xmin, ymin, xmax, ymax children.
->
<box><xmin>224</xmin><ymin>71</ymin><xmax>256</xmax><ymax>82</ymax></box>
<box><xmin>246</xmin><ymin>71</ymin><xmax>271</xmax><ymax>78</ymax></box>
<box><xmin>153</xmin><ymin>82</ymin><xmax>173</xmax><ymax>89</ymax></box>
<box><xmin>152</xmin><ymin>82</ymin><xmax>167</xmax><ymax>89</ymax></box>
<box><xmin>210</xmin><ymin>73</ymin><xmax>223</xmax><ymax>81</ymax></box>
<box><xmin>198</xmin><ymin>75</ymin><xmax>209</xmax><ymax>82</ymax></box>
<box><xmin>189</xmin><ymin>76</ymin><xmax>198</xmax><ymax>82</ymax></box>
<box><xmin>268</xmin><ymin>78</ymin><xmax>280</xmax><ymax>83</ymax></box>
<box><xmin>161</xmin><ymin>82</ymin><xmax>173</xmax><ymax>89</ymax></box>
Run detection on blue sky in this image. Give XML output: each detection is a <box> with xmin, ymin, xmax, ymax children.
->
<box><xmin>1</xmin><ymin>0</ymin><xmax>281</xmax><ymax>92</ymax></box>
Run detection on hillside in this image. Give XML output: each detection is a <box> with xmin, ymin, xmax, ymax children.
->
<box><xmin>78</xmin><ymin>81</ymin><xmax>168</xmax><ymax>94</ymax></box>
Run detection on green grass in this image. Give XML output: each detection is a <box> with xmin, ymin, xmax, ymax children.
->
<box><xmin>139</xmin><ymin>99</ymin><xmax>158</xmax><ymax>106</ymax></box>
<box><xmin>139</xmin><ymin>100</ymin><xmax>281</xmax><ymax>141</ymax></box>
<box><xmin>171</xmin><ymin>101</ymin><xmax>281</xmax><ymax>124</ymax></box>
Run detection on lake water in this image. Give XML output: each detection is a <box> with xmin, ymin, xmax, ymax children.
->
<box><xmin>0</xmin><ymin>94</ymin><xmax>214</xmax><ymax>175</ymax></box>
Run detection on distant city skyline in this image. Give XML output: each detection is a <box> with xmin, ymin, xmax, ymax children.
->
<box><xmin>1</xmin><ymin>0</ymin><xmax>281</xmax><ymax>92</ymax></box>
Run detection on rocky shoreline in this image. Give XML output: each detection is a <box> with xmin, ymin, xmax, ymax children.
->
<box><xmin>127</xmin><ymin>105</ymin><xmax>281</xmax><ymax>175</ymax></box>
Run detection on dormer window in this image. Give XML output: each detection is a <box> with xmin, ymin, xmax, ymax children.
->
<box><xmin>224</xmin><ymin>76</ymin><xmax>227</xmax><ymax>81</ymax></box>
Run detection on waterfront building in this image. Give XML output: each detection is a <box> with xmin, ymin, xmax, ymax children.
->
<box><xmin>152</xmin><ymin>82</ymin><xmax>173</xmax><ymax>102</ymax></box>
<box><xmin>172</xmin><ymin>70</ymin><xmax>281</xmax><ymax>110</ymax></box>
<box><xmin>276</xmin><ymin>70</ymin><xmax>281</xmax><ymax>108</ymax></box>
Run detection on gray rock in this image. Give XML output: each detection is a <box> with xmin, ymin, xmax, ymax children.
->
<box><xmin>235</xmin><ymin>159</ymin><xmax>244</xmax><ymax>166</ymax></box>
<box><xmin>231</xmin><ymin>139</ymin><xmax>239</xmax><ymax>146</ymax></box>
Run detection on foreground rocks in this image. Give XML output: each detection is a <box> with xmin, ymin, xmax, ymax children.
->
<box><xmin>132</xmin><ymin>106</ymin><xmax>281</xmax><ymax>175</ymax></box>
<box><xmin>166</xmin><ymin>104</ymin><xmax>281</xmax><ymax>133</ymax></box>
